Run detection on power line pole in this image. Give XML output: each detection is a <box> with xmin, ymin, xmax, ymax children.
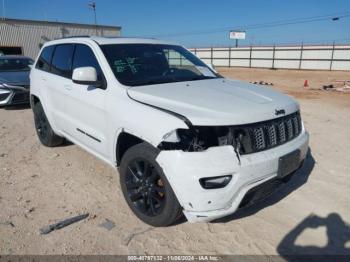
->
<box><xmin>88</xmin><ymin>2</ymin><xmax>98</xmax><ymax>35</ymax></box>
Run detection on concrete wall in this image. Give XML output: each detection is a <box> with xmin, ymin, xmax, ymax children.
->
<box><xmin>191</xmin><ymin>45</ymin><xmax>350</xmax><ymax>71</ymax></box>
<box><xmin>0</xmin><ymin>19</ymin><xmax>121</xmax><ymax>58</ymax></box>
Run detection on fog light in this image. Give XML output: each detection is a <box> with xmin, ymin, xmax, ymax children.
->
<box><xmin>199</xmin><ymin>175</ymin><xmax>232</xmax><ymax>189</ymax></box>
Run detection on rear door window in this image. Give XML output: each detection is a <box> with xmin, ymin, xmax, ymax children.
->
<box><xmin>35</xmin><ymin>45</ymin><xmax>55</xmax><ymax>72</ymax></box>
<box><xmin>51</xmin><ymin>44</ymin><xmax>74</xmax><ymax>78</ymax></box>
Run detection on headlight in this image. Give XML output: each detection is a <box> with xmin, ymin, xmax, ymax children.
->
<box><xmin>158</xmin><ymin>126</ymin><xmax>249</xmax><ymax>154</ymax></box>
<box><xmin>159</xmin><ymin>129</ymin><xmax>198</xmax><ymax>151</ymax></box>
<box><xmin>159</xmin><ymin>127</ymin><xmax>246</xmax><ymax>152</ymax></box>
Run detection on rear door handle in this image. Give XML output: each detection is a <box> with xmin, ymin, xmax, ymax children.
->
<box><xmin>64</xmin><ymin>85</ymin><xmax>72</xmax><ymax>91</ymax></box>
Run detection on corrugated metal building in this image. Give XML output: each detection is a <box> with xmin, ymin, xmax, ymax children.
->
<box><xmin>0</xmin><ymin>18</ymin><xmax>121</xmax><ymax>58</ymax></box>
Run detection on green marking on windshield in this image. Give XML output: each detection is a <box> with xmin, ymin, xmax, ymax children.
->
<box><xmin>113</xmin><ymin>57</ymin><xmax>140</xmax><ymax>74</ymax></box>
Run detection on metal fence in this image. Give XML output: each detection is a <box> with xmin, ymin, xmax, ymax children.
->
<box><xmin>190</xmin><ymin>44</ymin><xmax>350</xmax><ymax>71</ymax></box>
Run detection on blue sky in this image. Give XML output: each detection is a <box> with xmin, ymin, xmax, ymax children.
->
<box><xmin>2</xmin><ymin>0</ymin><xmax>350</xmax><ymax>47</ymax></box>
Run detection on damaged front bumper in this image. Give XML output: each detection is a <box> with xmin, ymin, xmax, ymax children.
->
<box><xmin>156</xmin><ymin>129</ymin><xmax>309</xmax><ymax>223</ymax></box>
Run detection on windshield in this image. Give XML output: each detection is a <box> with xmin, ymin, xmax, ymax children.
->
<box><xmin>100</xmin><ymin>44</ymin><xmax>221</xmax><ymax>86</ymax></box>
<box><xmin>0</xmin><ymin>58</ymin><xmax>33</xmax><ymax>72</ymax></box>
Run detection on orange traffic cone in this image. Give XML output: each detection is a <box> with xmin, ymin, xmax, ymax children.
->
<box><xmin>304</xmin><ymin>80</ymin><xmax>309</xmax><ymax>89</ymax></box>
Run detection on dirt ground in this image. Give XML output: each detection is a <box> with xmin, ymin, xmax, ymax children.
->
<box><xmin>1</xmin><ymin>68</ymin><xmax>350</xmax><ymax>255</ymax></box>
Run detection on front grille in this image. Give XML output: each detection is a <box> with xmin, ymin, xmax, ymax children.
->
<box><xmin>11</xmin><ymin>92</ymin><xmax>29</xmax><ymax>104</ymax></box>
<box><xmin>0</xmin><ymin>93</ymin><xmax>10</xmax><ymax>101</ymax></box>
<box><xmin>159</xmin><ymin>111</ymin><xmax>303</xmax><ymax>154</ymax></box>
<box><xmin>240</xmin><ymin>111</ymin><xmax>302</xmax><ymax>154</ymax></box>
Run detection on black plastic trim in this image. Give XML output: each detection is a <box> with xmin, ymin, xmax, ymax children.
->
<box><xmin>76</xmin><ymin>128</ymin><xmax>101</xmax><ymax>143</ymax></box>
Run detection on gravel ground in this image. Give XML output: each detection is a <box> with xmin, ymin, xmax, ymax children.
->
<box><xmin>0</xmin><ymin>68</ymin><xmax>349</xmax><ymax>255</ymax></box>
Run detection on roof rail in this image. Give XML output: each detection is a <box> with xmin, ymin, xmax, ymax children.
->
<box><xmin>54</xmin><ymin>35</ymin><xmax>92</xmax><ymax>40</ymax></box>
<box><xmin>99</xmin><ymin>36</ymin><xmax>157</xmax><ymax>40</ymax></box>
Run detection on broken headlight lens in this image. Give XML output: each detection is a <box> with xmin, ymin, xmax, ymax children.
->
<box><xmin>159</xmin><ymin>127</ymin><xmax>246</xmax><ymax>152</ymax></box>
<box><xmin>162</xmin><ymin>130</ymin><xmax>180</xmax><ymax>143</ymax></box>
<box><xmin>159</xmin><ymin>129</ymin><xmax>200</xmax><ymax>151</ymax></box>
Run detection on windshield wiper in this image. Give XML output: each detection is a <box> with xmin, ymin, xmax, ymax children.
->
<box><xmin>125</xmin><ymin>77</ymin><xmax>180</xmax><ymax>87</ymax></box>
<box><xmin>190</xmin><ymin>76</ymin><xmax>218</xmax><ymax>81</ymax></box>
<box><xmin>124</xmin><ymin>75</ymin><xmax>220</xmax><ymax>87</ymax></box>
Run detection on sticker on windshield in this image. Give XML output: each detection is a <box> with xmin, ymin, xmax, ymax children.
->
<box><xmin>196</xmin><ymin>66</ymin><xmax>216</xmax><ymax>77</ymax></box>
<box><xmin>113</xmin><ymin>57</ymin><xmax>140</xmax><ymax>74</ymax></box>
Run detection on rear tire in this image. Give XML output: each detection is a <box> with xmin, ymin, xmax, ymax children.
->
<box><xmin>33</xmin><ymin>102</ymin><xmax>64</xmax><ymax>147</ymax></box>
<box><xmin>119</xmin><ymin>142</ymin><xmax>183</xmax><ymax>227</ymax></box>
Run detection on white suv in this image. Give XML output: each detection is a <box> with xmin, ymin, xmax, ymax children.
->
<box><xmin>30</xmin><ymin>37</ymin><xmax>309</xmax><ymax>227</ymax></box>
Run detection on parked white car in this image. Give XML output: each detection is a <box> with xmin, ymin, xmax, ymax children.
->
<box><xmin>30</xmin><ymin>37</ymin><xmax>309</xmax><ymax>226</ymax></box>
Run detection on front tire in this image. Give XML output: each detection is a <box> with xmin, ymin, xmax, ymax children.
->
<box><xmin>33</xmin><ymin>102</ymin><xmax>64</xmax><ymax>147</ymax></box>
<box><xmin>119</xmin><ymin>143</ymin><xmax>183</xmax><ymax>227</ymax></box>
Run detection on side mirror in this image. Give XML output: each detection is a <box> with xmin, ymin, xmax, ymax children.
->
<box><xmin>72</xmin><ymin>67</ymin><xmax>101</xmax><ymax>86</ymax></box>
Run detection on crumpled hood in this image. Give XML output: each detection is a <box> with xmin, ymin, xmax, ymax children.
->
<box><xmin>127</xmin><ymin>78</ymin><xmax>299</xmax><ymax>126</ymax></box>
<box><xmin>0</xmin><ymin>71</ymin><xmax>30</xmax><ymax>88</ymax></box>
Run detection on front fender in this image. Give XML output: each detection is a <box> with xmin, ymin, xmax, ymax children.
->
<box><xmin>111</xmin><ymin>97</ymin><xmax>189</xmax><ymax>164</ymax></box>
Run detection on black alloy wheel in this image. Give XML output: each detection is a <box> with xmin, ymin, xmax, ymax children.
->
<box><xmin>33</xmin><ymin>102</ymin><xmax>64</xmax><ymax>147</ymax></box>
<box><xmin>120</xmin><ymin>142</ymin><xmax>183</xmax><ymax>227</ymax></box>
<box><xmin>126</xmin><ymin>158</ymin><xmax>165</xmax><ymax>216</ymax></box>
